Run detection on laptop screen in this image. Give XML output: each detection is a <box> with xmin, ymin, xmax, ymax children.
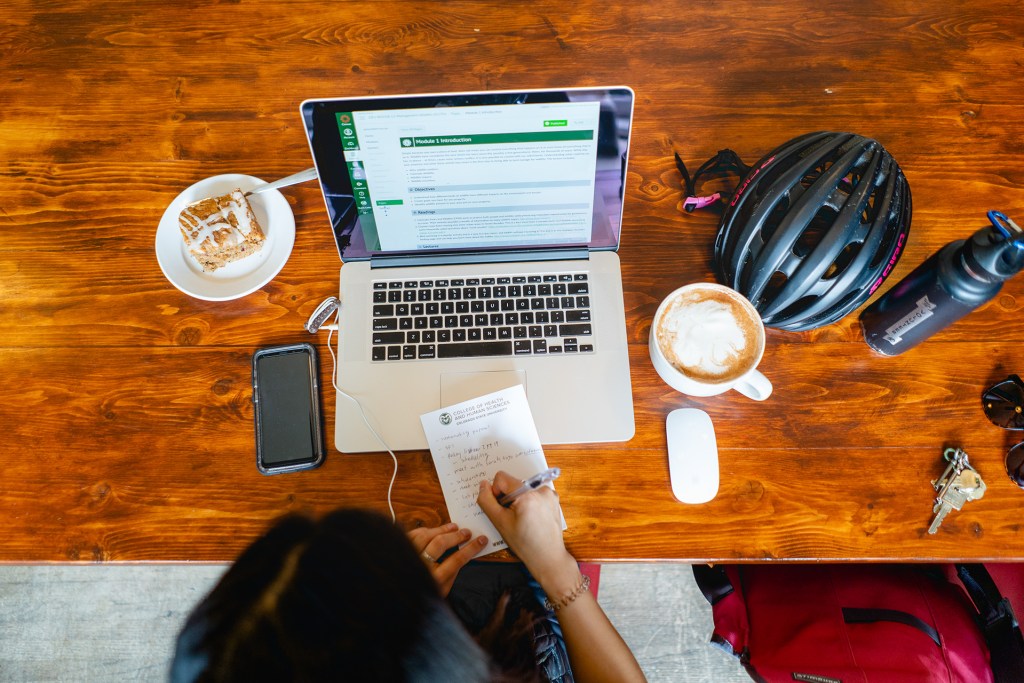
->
<box><xmin>300</xmin><ymin>87</ymin><xmax>633</xmax><ymax>262</ymax></box>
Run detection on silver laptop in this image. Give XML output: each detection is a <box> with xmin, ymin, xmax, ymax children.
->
<box><xmin>300</xmin><ymin>87</ymin><xmax>635</xmax><ymax>452</ymax></box>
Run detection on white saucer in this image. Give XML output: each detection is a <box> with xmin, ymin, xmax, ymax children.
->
<box><xmin>155</xmin><ymin>174</ymin><xmax>295</xmax><ymax>301</ymax></box>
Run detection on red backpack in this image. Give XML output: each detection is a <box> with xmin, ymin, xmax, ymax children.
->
<box><xmin>693</xmin><ymin>564</ymin><xmax>1024</xmax><ymax>683</ymax></box>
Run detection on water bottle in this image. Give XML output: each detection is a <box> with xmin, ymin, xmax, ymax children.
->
<box><xmin>860</xmin><ymin>211</ymin><xmax>1024</xmax><ymax>356</ymax></box>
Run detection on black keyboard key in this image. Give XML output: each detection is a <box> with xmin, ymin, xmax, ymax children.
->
<box><xmin>435</xmin><ymin>280</ymin><xmax>449</xmax><ymax>287</ymax></box>
<box><xmin>388</xmin><ymin>291</ymin><xmax>401</xmax><ymax>303</ymax></box>
<box><xmin>505</xmin><ymin>313</ymin><xmax>518</xmax><ymax>325</ymax></box>
<box><xmin>411</xmin><ymin>303</ymin><xmax>424</xmax><ymax>315</ymax></box>
<box><xmin>486</xmin><ymin>300</ymin><xmax>500</xmax><ymax>312</ymax></box>
<box><xmin>489</xmin><ymin>313</ymin><xmax>503</xmax><ymax>326</ymax></box>
<box><xmin>524</xmin><ymin>285</ymin><xmax>537</xmax><ymax>296</ymax></box>
<box><xmin>404</xmin><ymin>280</ymin><xmax>418</xmax><ymax>288</ymax></box>
<box><xmin>568</xmin><ymin>282</ymin><xmax>589</xmax><ymax>294</ymax></box>
<box><xmin>438</xmin><ymin>329</ymin><xmax>451</xmax><ymax>342</ymax></box>
<box><xmin>468</xmin><ymin>328</ymin><xmax>482</xmax><ymax>341</ymax></box>
<box><xmin>565</xmin><ymin>344</ymin><xmax>579</xmax><ymax>352</ymax></box>
<box><xmin>576</xmin><ymin>296</ymin><xmax>590</xmax><ymax>308</ymax></box>
<box><xmin>456</xmin><ymin>301</ymin><xmax>469</xmax><ymax>313</ymax></box>
<box><xmin>387</xmin><ymin>346</ymin><xmax>401</xmax><ymax>360</ymax></box>
<box><xmin>463</xmin><ymin>287</ymin><xmax>477</xmax><ymax>299</ymax></box>
<box><xmin>429</xmin><ymin>316</ymin><xmax>443</xmax><ymax>328</ymax></box>
<box><xmin>539</xmin><ymin>284</ymin><xmax>552</xmax><ymax>295</ymax></box>
<box><xmin>453</xmin><ymin>329</ymin><xmax>466</xmax><ymax>342</ymax></box>
<box><xmin>559</xmin><ymin>323</ymin><xmax>592</xmax><ymax>336</ymax></box>
<box><xmin>580</xmin><ymin>344</ymin><xmax>594</xmax><ymax>353</ymax></box>
<box><xmin>373</xmin><ymin>318</ymin><xmax>398</xmax><ymax>331</ymax></box>
<box><xmin>373</xmin><ymin>304</ymin><xmax>394</xmax><ymax>317</ymax></box>
<box><xmin>535</xmin><ymin>311</ymin><xmax>549</xmax><ymax>323</ymax></box>
<box><xmin>372</xmin><ymin>331</ymin><xmax>404</xmax><ymax>345</ymax></box>
<box><xmin>472</xmin><ymin>301</ymin><xmax>485</xmax><ymax>312</ymax></box>
<box><xmin>514</xmin><ymin>340</ymin><xmax>532</xmax><ymax>355</ymax></box>
<box><xmin>441</xmin><ymin>302</ymin><xmax>454</xmax><ymax>314</ymax></box>
<box><xmin>574</xmin><ymin>274</ymin><xmax>588</xmax><ymax>281</ymax></box>
<box><xmin>419</xmin><ymin>280</ymin><xmax>433</xmax><ymax>287</ymax></box>
<box><xmin>466</xmin><ymin>278</ymin><xmax>480</xmax><ymax>286</ymax></box>
<box><xmin>497</xmin><ymin>277</ymin><xmax>511</xmax><ymax>284</ymax></box>
<box><xmin>513</xmin><ymin>276</ymin><xmax>526</xmax><ymax>283</ymax></box>
<box><xmin>373</xmin><ymin>291</ymin><xmax>387</xmax><ymax>303</ymax></box>
<box><xmin>513</xmin><ymin>326</ymin><xmax>527</xmax><ymax>338</ymax></box>
<box><xmin>418</xmin><ymin>345</ymin><xmax>436</xmax><ymax>359</ymax></box>
<box><xmin>545</xmin><ymin>297</ymin><xmax>560</xmax><ymax>309</ymax></box>
<box><xmin>460</xmin><ymin>314</ymin><xmax>473</xmax><ymax>327</ymax></box>
<box><xmin>388</xmin><ymin>282</ymin><xmax>402</xmax><ymax>289</ymax></box>
<box><xmin>422</xmin><ymin>331</ymin><xmax>436</xmax><ymax>343</ymax></box>
<box><xmin>498</xmin><ymin>327</ymin><xmax>512</xmax><ymax>339</ymax></box>
<box><xmin>482</xmin><ymin>277</ymin><xmax>496</xmax><ymax>285</ymax></box>
<box><xmin>566</xmin><ymin>309</ymin><xmax>591</xmax><ymax>322</ymax></box>
<box><xmin>479</xmin><ymin>286</ymin><xmax>492</xmax><ymax>298</ymax></box>
<box><xmin>560</xmin><ymin>296</ymin><xmax>575</xmax><ymax>309</ymax></box>
<box><xmin>414</xmin><ymin>317</ymin><xmax>428</xmax><ymax>329</ymax></box>
<box><xmin>528</xmin><ymin>275</ymin><xmax>542</xmax><ymax>283</ymax></box>
<box><xmin>396</xmin><ymin>304</ymin><xmax>410</xmax><ymax>316</ymax></box>
<box><xmin>447</xmin><ymin>288</ymin><xmax>460</xmax><ymax>300</ymax></box>
<box><xmin>554</xmin><ymin>283</ymin><xmax>567</xmax><ymax>295</ymax></box>
<box><xmin>372</xmin><ymin>347</ymin><xmax>386</xmax><ymax>361</ymax></box>
<box><xmin>399</xmin><ymin>318</ymin><xmax>413</xmax><ymax>330</ymax></box>
<box><xmin>544</xmin><ymin>324</ymin><xmax>558</xmax><ymax>337</ymax></box>
<box><xmin>549</xmin><ymin>345</ymin><xmax>563</xmax><ymax>353</ymax></box>
<box><xmin>551</xmin><ymin>311</ymin><xmax>565</xmax><ymax>323</ymax></box>
<box><xmin>530</xmin><ymin>298</ymin><xmax>544</xmax><ymax>310</ymax></box>
<box><xmin>520</xmin><ymin>312</ymin><xmax>534</xmax><ymax>324</ymax></box>
<box><xmin>509</xmin><ymin>285</ymin><xmax>521</xmax><ymax>297</ymax></box>
<box><xmin>559</xmin><ymin>275</ymin><xmax>572</xmax><ymax>282</ymax></box>
<box><xmin>533</xmin><ymin>339</ymin><xmax>547</xmax><ymax>354</ymax></box>
<box><xmin>475</xmin><ymin>314</ymin><xmax>488</xmax><ymax>326</ymax></box>
<box><xmin>417</xmin><ymin>290</ymin><xmax>430</xmax><ymax>301</ymax></box>
<box><xmin>426</xmin><ymin>303</ymin><xmax>439</xmax><ymax>315</ymax></box>
<box><xmin>438</xmin><ymin>341</ymin><xmax>513</xmax><ymax>358</ymax></box>
<box><xmin>432</xmin><ymin>288</ymin><xmax>446</xmax><ymax>301</ymax></box>
<box><xmin>501</xmin><ymin>300</ymin><xmax>515</xmax><ymax>311</ymax></box>
<box><xmin>451</xmin><ymin>279</ymin><xmax>465</xmax><ymax>286</ymax></box>
<box><xmin>402</xmin><ymin>345</ymin><xmax>416</xmax><ymax>360</ymax></box>
<box><xmin>543</xmin><ymin>275</ymin><xmax>557</xmax><ymax>282</ymax></box>
<box><xmin>407</xmin><ymin>331</ymin><xmax>420</xmax><ymax>343</ymax></box>
<box><xmin>528</xmin><ymin>326</ymin><xmax>542</xmax><ymax>338</ymax></box>
<box><xmin>516</xmin><ymin>299</ymin><xmax>529</xmax><ymax>311</ymax></box>
<box><xmin>373</xmin><ymin>282</ymin><xmax>388</xmax><ymax>290</ymax></box>
<box><xmin>403</xmin><ymin>290</ymin><xmax>416</xmax><ymax>302</ymax></box>
<box><xmin>493</xmin><ymin>286</ymin><xmax>506</xmax><ymax>297</ymax></box>
<box><xmin>444</xmin><ymin>315</ymin><xmax>458</xmax><ymax>328</ymax></box>
<box><xmin>483</xmin><ymin>327</ymin><xmax>497</xmax><ymax>340</ymax></box>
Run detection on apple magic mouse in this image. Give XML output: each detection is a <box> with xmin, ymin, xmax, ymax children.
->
<box><xmin>666</xmin><ymin>408</ymin><xmax>719</xmax><ymax>504</ymax></box>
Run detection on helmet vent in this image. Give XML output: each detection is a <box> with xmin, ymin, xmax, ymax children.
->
<box><xmin>793</xmin><ymin>207</ymin><xmax>838</xmax><ymax>257</ymax></box>
<box><xmin>825</xmin><ymin>241</ymin><xmax>863</xmax><ymax>280</ymax></box>
<box><xmin>762</xmin><ymin>271</ymin><xmax>789</xmax><ymax>306</ymax></box>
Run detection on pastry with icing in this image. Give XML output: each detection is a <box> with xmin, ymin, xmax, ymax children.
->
<box><xmin>178</xmin><ymin>189</ymin><xmax>265</xmax><ymax>272</ymax></box>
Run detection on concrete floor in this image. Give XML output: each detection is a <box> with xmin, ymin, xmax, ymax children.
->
<box><xmin>0</xmin><ymin>564</ymin><xmax>747</xmax><ymax>682</ymax></box>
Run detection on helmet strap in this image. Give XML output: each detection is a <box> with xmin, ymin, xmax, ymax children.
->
<box><xmin>675</xmin><ymin>149</ymin><xmax>751</xmax><ymax>213</ymax></box>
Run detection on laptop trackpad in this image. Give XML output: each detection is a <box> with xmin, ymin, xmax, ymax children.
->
<box><xmin>440</xmin><ymin>370</ymin><xmax>526</xmax><ymax>406</ymax></box>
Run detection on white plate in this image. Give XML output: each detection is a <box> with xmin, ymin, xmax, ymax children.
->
<box><xmin>155</xmin><ymin>174</ymin><xmax>295</xmax><ymax>301</ymax></box>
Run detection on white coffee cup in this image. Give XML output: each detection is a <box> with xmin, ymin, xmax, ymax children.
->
<box><xmin>649</xmin><ymin>282</ymin><xmax>772</xmax><ymax>401</ymax></box>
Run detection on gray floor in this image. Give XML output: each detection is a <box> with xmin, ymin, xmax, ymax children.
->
<box><xmin>0</xmin><ymin>564</ymin><xmax>747</xmax><ymax>682</ymax></box>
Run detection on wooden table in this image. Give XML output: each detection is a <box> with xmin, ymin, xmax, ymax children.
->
<box><xmin>2</xmin><ymin>0</ymin><xmax>1023</xmax><ymax>563</ymax></box>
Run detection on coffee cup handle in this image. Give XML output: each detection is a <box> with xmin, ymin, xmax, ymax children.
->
<box><xmin>733</xmin><ymin>369</ymin><xmax>773</xmax><ymax>401</ymax></box>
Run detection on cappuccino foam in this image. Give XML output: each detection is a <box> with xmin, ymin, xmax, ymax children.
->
<box><xmin>655</xmin><ymin>287</ymin><xmax>763</xmax><ymax>384</ymax></box>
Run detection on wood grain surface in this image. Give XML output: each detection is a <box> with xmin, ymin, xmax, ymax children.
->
<box><xmin>2</xmin><ymin>0</ymin><xmax>1023</xmax><ymax>562</ymax></box>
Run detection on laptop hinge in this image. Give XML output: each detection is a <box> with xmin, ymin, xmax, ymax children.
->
<box><xmin>369</xmin><ymin>248</ymin><xmax>590</xmax><ymax>269</ymax></box>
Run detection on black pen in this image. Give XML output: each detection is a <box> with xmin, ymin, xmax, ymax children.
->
<box><xmin>497</xmin><ymin>468</ymin><xmax>561</xmax><ymax>507</ymax></box>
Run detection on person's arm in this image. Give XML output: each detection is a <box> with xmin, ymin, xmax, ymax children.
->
<box><xmin>407</xmin><ymin>522</ymin><xmax>488</xmax><ymax>597</ymax></box>
<box><xmin>477</xmin><ymin>472</ymin><xmax>647</xmax><ymax>683</ymax></box>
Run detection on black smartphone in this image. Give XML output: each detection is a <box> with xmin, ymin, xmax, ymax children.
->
<box><xmin>251</xmin><ymin>343</ymin><xmax>325</xmax><ymax>475</ymax></box>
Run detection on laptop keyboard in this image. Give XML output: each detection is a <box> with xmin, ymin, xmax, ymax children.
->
<box><xmin>370</xmin><ymin>273</ymin><xmax>594</xmax><ymax>361</ymax></box>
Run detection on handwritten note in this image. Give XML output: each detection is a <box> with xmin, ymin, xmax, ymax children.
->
<box><xmin>420</xmin><ymin>384</ymin><xmax>562</xmax><ymax>558</ymax></box>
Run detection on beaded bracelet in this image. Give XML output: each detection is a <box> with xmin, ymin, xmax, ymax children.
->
<box><xmin>544</xmin><ymin>574</ymin><xmax>591</xmax><ymax>612</ymax></box>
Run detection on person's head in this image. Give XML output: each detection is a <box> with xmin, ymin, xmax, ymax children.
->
<box><xmin>170</xmin><ymin>509</ymin><xmax>492</xmax><ymax>682</ymax></box>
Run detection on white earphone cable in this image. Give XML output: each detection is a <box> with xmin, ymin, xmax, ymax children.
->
<box><xmin>325</xmin><ymin>310</ymin><xmax>398</xmax><ymax>523</ymax></box>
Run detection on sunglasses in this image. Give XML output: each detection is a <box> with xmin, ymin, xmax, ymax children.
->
<box><xmin>982</xmin><ymin>374</ymin><xmax>1024</xmax><ymax>487</ymax></box>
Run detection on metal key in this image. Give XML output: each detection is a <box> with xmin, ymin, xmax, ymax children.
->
<box><xmin>928</xmin><ymin>449</ymin><xmax>986</xmax><ymax>534</ymax></box>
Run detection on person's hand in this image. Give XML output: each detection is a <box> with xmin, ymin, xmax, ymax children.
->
<box><xmin>407</xmin><ymin>522</ymin><xmax>487</xmax><ymax>597</ymax></box>
<box><xmin>476</xmin><ymin>471</ymin><xmax>580</xmax><ymax>595</ymax></box>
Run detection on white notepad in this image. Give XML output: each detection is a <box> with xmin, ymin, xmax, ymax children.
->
<box><xmin>420</xmin><ymin>385</ymin><xmax>562</xmax><ymax>558</ymax></box>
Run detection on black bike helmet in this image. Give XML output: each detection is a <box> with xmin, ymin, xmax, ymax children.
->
<box><xmin>713</xmin><ymin>131</ymin><xmax>912</xmax><ymax>331</ymax></box>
